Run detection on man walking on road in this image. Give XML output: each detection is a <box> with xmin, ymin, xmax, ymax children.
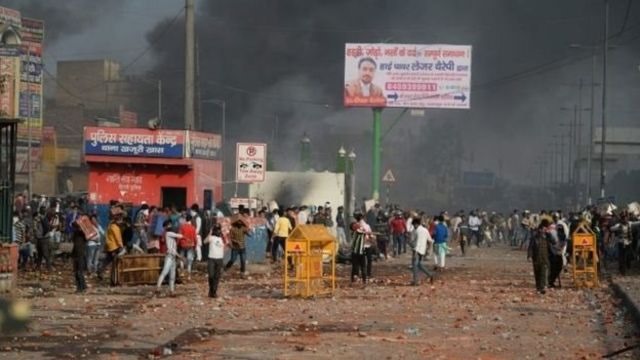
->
<box><xmin>548</xmin><ymin>213</ymin><xmax>568</xmax><ymax>288</ymax></box>
<box><xmin>390</xmin><ymin>212</ymin><xmax>406</xmax><ymax>257</ymax></box>
<box><xmin>204</xmin><ymin>225</ymin><xmax>225</xmax><ymax>298</ymax></box>
<box><xmin>71</xmin><ymin>220</ymin><xmax>88</xmax><ymax>293</ymax></box>
<box><xmin>410</xmin><ymin>218</ymin><xmax>434</xmax><ymax>286</ymax></box>
<box><xmin>98</xmin><ymin>210</ymin><xmax>124</xmax><ymax>284</ymax></box>
<box><xmin>225</xmin><ymin>212</ymin><xmax>251</xmax><ymax>275</ymax></box>
<box><xmin>33</xmin><ymin>207</ymin><xmax>51</xmax><ymax>272</ymax></box>
<box><xmin>350</xmin><ymin>212</ymin><xmax>370</xmax><ymax>286</ymax></box>
<box><xmin>271</xmin><ymin>209</ymin><xmax>292</xmax><ymax>263</ymax></box>
<box><xmin>468</xmin><ymin>211</ymin><xmax>482</xmax><ymax>247</ymax></box>
<box><xmin>433</xmin><ymin>216</ymin><xmax>449</xmax><ymax>270</ymax></box>
<box><xmin>528</xmin><ymin>218</ymin><xmax>556</xmax><ymax>294</ymax></box>
<box><xmin>610</xmin><ymin>214</ymin><xmax>640</xmax><ymax>276</ymax></box>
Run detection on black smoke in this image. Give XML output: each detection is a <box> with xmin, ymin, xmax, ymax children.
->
<box><xmin>134</xmin><ymin>1</ymin><xmax>640</xmax><ymax>209</ymax></box>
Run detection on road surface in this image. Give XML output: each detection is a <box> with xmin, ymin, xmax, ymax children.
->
<box><xmin>1</xmin><ymin>245</ymin><xmax>638</xmax><ymax>359</ymax></box>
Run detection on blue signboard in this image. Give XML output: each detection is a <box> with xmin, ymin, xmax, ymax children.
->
<box><xmin>83</xmin><ymin>127</ymin><xmax>185</xmax><ymax>158</ymax></box>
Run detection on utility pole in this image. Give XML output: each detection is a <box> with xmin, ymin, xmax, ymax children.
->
<box><xmin>371</xmin><ymin>108</ymin><xmax>382</xmax><ymax>200</ymax></box>
<box><xmin>551</xmin><ymin>142</ymin><xmax>557</xmax><ymax>185</ymax></box>
<box><xmin>575</xmin><ymin>103</ymin><xmax>584</xmax><ymax>208</ymax></box>
<box><xmin>184</xmin><ymin>0</ymin><xmax>195</xmax><ymax>130</ymax></box>
<box><xmin>587</xmin><ymin>53</ymin><xmax>596</xmax><ymax>205</ymax></box>
<box><xmin>599</xmin><ymin>0</ymin><xmax>609</xmax><ymax>199</ymax></box>
<box><xmin>554</xmin><ymin>135</ymin><xmax>566</xmax><ymax>184</ymax></box>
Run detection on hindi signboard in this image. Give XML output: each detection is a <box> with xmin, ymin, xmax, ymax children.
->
<box><xmin>83</xmin><ymin>127</ymin><xmax>186</xmax><ymax>158</ymax></box>
<box><xmin>236</xmin><ymin>143</ymin><xmax>266</xmax><ymax>183</ymax></box>
<box><xmin>344</xmin><ymin>43</ymin><xmax>472</xmax><ymax>109</ymax></box>
<box><xmin>188</xmin><ymin>131</ymin><xmax>221</xmax><ymax>160</ymax></box>
<box><xmin>16</xmin><ymin>17</ymin><xmax>45</xmax><ymax>174</ymax></box>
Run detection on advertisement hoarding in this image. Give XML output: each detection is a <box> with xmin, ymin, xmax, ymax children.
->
<box><xmin>236</xmin><ymin>143</ymin><xmax>266</xmax><ymax>183</ymax></box>
<box><xmin>344</xmin><ymin>43</ymin><xmax>472</xmax><ymax>109</ymax></box>
<box><xmin>16</xmin><ymin>17</ymin><xmax>45</xmax><ymax>174</ymax></box>
<box><xmin>83</xmin><ymin>127</ymin><xmax>186</xmax><ymax>158</ymax></box>
<box><xmin>0</xmin><ymin>50</ymin><xmax>20</xmax><ymax>118</ymax></box>
<box><xmin>0</xmin><ymin>6</ymin><xmax>21</xmax><ymax>28</ymax></box>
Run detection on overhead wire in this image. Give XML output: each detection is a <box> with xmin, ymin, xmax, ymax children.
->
<box><xmin>473</xmin><ymin>16</ymin><xmax>640</xmax><ymax>91</ymax></box>
<box><xmin>42</xmin><ymin>67</ymin><xmax>103</xmax><ymax>106</ymax></box>
<box><xmin>615</xmin><ymin>0</ymin><xmax>634</xmax><ymax>36</ymax></box>
<box><xmin>119</xmin><ymin>6</ymin><xmax>185</xmax><ymax>74</ymax></box>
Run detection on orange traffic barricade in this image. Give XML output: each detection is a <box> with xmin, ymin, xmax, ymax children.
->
<box><xmin>283</xmin><ymin>225</ymin><xmax>336</xmax><ymax>298</ymax></box>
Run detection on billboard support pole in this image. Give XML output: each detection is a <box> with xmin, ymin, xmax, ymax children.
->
<box><xmin>372</xmin><ymin>108</ymin><xmax>382</xmax><ymax>200</ymax></box>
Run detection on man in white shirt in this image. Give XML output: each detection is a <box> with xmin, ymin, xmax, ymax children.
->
<box><xmin>410</xmin><ymin>218</ymin><xmax>435</xmax><ymax>286</ymax></box>
<box><xmin>468</xmin><ymin>211</ymin><xmax>483</xmax><ymax>247</ymax></box>
<box><xmin>204</xmin><ymin>225</ymin><xmax>225</xmax><ymax>298</ymax></box>
<box><xmin>156</xmin><ymin>220</ymin><xmax>183</xmax><ymax>295</ymax></box>
<box><xmin>404</xmin><ymin>213</ymin><xmax>415</xmax><ymax>255</ymax></box>
<box><xmin>190</xmin><ymin>204</ymin><xmax>203</xmax><ymax>261</ymax></box>
<box><xmin>298</xmin><ymin>206</ymin><xmax>309</xmax><ymax>226</ymax></box>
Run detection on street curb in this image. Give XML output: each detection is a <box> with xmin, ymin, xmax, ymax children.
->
<box><xmin>611</xmin><ymin>281</ymin><xmax>640</xmax><ymax>327</ymax></box>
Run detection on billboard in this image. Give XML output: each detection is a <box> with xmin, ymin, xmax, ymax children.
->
<box><xmin>83</xmin><ymin>127</ymin><xmax>186</xmax><ymax>158</ymax></box>
<box><xmin>0</xmin><ymin>6</ymin><xmax>21</xmax><ymax>28</ymax></box>
<box><xmin>236</xmin><ymin>143</ymin><xmax>266</xmax><ymax>183</ymax></box>
<box><xmin>344</xmin><ymin>43</ymin><xmax>472</xmax><ymax>109</ymax></box>
<box><xmin>188</xmin><ymin>131</ymin><xmax>221</xmax><ymax>160</ymax></box>
<box><xmin>16</xmin><ymin>17</ymin><xmax>45</xmax><ymax>175</ymax></box>
<box><xmin>0</xmin><ymin>49</ymin><xmax>20</xmax><ymax>118</ymax></box>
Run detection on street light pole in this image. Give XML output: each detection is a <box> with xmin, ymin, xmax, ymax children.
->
<box><xmin>554</xmin><ymin>135</ymin><xmax>566</xmax><ymax>184</ymax></box>
<box><xmin>348</xmin><ymin>150</ymin><xmax>357</xmax><ymax>225</ymax></box>
<box><xmin>587</xmin><ymin>53</ymin><xmax>596</xmax><ymax>205</ymax></box>
<box><xmin>201</xmin><ymin>98</ymin><xmax>227</xmax><ymax>197</ymax></box>
<box><xmin>599</xmin><ymin>0</ymin><xmax>609</xmax><ymax>199</ymax></box>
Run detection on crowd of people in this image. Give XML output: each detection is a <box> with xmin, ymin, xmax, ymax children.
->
<box><xmin>9</xmin><ymin>192</ymin><xmax>640</xmax><ymax>297</ymax></box>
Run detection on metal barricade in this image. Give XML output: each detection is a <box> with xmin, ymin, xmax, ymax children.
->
<box><xmin>284</xmin><ymin>225</ymin><xmax>336</xmax><ymax>298</ymax></box>
<box><xmin>572</xmin><ymin>223</ymin><xmax>599</xmax><ymax>288</ymax></box>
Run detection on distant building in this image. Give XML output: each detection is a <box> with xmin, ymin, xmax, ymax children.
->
<box><xmin>55</xmin><ymin>59</ymin><xmax>138</xmax><ymax>113</ymax></box>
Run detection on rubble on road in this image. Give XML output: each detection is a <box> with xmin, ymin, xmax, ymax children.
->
<box><xmin>1</xmin><ymin>246</ymin><xmax>639</xmax><ymax>359</ymax></box>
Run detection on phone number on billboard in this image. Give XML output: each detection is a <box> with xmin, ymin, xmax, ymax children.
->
<box><xmin>385</xmin><ymin>82</ymin><xmax>438</xmax><ymax>92</ymax></box>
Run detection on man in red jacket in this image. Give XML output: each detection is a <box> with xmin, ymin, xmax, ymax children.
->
<box><xmin>179</xmin><ymin>214</ymin><xmax>197</xmax><ymax>280</ymax></box>
<box><xmin>389</xmin><ymin>212</ymin><xmax>406</xmax><ymax>257</ymax></box>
